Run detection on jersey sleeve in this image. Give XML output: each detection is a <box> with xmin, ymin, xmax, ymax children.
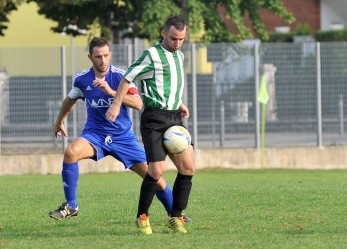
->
<box><xmin>127</xmin><ymin>82</ymin><xmax>140</xmax><ymax>96</ymax></box>
<box><xmin>68</xmin><ymin>85</ymin><xmax>85</xmax><ymax>99</ymax></box>
<box><xmin>124</xmin><ymin>50</ymin><xmax>153</xmax><ymax>82</ymax></box>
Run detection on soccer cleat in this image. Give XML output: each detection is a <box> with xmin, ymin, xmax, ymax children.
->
<box><xmin>48</xmin><ymin>202</ymin><xmax>78</xmax><ymax>220</ymax></box>
<box><xmin>182</xmin><ymin>213</ymin><xmax>192</xmax><ymax>223</ymax></box>
<box><xmin>135</xmin><ymin>213</ymin><xmax>152</xmax><ymax>235</ymax></box>
<box><xmin>167</xmin><ymin>216</ymin><xmax>187</xmax><ymax>234</ymax></box>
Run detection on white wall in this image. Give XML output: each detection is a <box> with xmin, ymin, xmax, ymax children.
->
<box><xmin>321</xmin><ymin>0</ymin><xmax>347</xmax><ymax>30</ymax></box>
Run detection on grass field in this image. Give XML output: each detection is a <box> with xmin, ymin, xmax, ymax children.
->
<box><xmin>1</xmin><ymin>168</ymin><xmax>347</xmax><ymax>249</ymax></box>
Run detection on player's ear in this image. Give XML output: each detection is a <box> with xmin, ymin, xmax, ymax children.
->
<box><xmin>88</xmin><ymin>54</ymin><xmax>92</xmax><ymax>60</ymax></box>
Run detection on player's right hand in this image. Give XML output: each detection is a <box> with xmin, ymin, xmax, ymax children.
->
<box><xmin>54</xmin><ymin>123</ymin><xmax>68</xmax><ymax>138</ymax></box>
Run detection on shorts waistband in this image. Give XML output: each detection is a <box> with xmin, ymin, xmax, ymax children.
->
<box><xmin>143</xmin><ymin>108</ymin><xmax>180</xmax><ymax>114</ymax></box>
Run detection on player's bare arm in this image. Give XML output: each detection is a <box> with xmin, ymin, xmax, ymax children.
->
<box><xmin>179</xmin><ymin>102</ymin><xmax>190</xmax><ymax>119</ymax></box>
<box><xmin>93</xmin><ymin>78</ymin><xmax>142</xmax><ymax>110</ymax></box>
<box><xmin>54</xmin><ymin>97</ymin><xmax>77</xmax><ymax>138</ymax></box>
<box><xmin>122</xmin><ymin>94</ymin><xmax>143</xmax><ymax>110</ymax></box>
<box><xmin>105</xmin><ymin>77</ymin><xmax>131</xmax><ymax>122</ymax></box>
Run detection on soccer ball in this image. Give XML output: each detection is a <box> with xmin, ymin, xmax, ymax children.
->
<box><xmin>162</xmin><ymin>125</ymin><xmax>191</xmax><ymax>154</ymax></box>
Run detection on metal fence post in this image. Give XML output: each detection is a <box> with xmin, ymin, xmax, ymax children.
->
<box><xmin>316</xmin><ymin>42</ymin><xmax>322</xmax><ymax>147</ymax></box>
<box><xmin>61</xmin><ymin>46</ymin><xmax>68</xmax><ymax>151</ymax></box>
<box><xmin>127</xmin><ymin>44</ymin><xmax>134</xmax><ymax>132</ymax></box>
<box><xmin>71</xmin><ymin>36</ymin><xmax>77</xmax><ymax>138</ymax></box>
<box><xmin>212</xmin><ymin>63</ymin><xmax>217</xmax><ymax>147</ymax></box>
<box><xmin>220</xmin><ymin>100</ymin><xmax>225</xmax><ymax>147</ymax></box>
<box><xmin>339</xmin><ymin>94</ymin><xmax>344</xmax><ymax>135</ymax></box>
<box><xmin>191</xmin><ymin>43</ymin><xmax>198</xmax><ymax>149</ymax></box>
<box><xmin>254</xmin><ymin>43</ymin><xmax>260</xmax><ymax>148</ymax></box>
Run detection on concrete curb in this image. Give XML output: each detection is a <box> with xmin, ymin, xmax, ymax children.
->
<box><xmin>0</xmin><ymin>146</ymin><xmax>346</xmax><ymax>176</ymax></box>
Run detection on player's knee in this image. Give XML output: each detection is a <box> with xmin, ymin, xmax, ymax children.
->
<box><xmin>148</xmin><ymin>162</ymin><xmax>165</xmax><ymax>180</ymax></box>
<box><xmin>64</xmin><ymin>144</ymin><xmax>80</xmax><ymax>161</ymax></box>
<box><xmin>149</xmin><ymin>171</ymin><xmax>162</xmax><ymax>180</ymax></box>
<box><xmin>178</xmin><ymin>162</ymin><xmax>195</xmax><ymax>175</ymax></box>
<box><xmin>148</xmin><ymin>168</ymin><xmax>163</xmax><ymax>180</ymax></box>
<box><xmin>189</xmin><ymin>165</ymin><xmax>196</xmax><ymax>175</ymax></box>
<box><xmin>184</xmin><ymin>165</ymin><xmax>195</xmax><ymax>175</ymax></box>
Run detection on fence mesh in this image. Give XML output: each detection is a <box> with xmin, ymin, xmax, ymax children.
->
<box><xmin>0</xmin><ymin>42</ymin><xmax>346</xmax><ymax>155</ymax></box>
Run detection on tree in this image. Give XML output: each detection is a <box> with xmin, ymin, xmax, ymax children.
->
<box><xmin>29</xmin><ymin>0</ymin><xmax>113</xmax><ymax>38</ymax></box>
<box><xmin>29</xmin><ymin>0</ymin><xmax>294</xmax><ymax>43</ymax></box>
<box><xmin>199</xmin><ymin>0</ymin><xmax>295</xmax><ymax>42</ymax></box>
<box><xmin>0</xmin><ymin>0</ymin><xmax>24</xmax><ymax>36</ymax></box>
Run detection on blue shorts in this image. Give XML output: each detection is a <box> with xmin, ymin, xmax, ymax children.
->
<box><xmin>79</xmin><ymin>130</ymin><xmax>147</xmax><ymax>169</ymax></box>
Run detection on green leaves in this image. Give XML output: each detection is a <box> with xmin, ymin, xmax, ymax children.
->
<box><xmin>0</xmin><ymin>0</ymin><xmax>18</xmax><ymax>36</ymax></box>
<box><xmin>2</xmin><ymin>0</ymin><xmax>295</xmax><ymax>43</ymax></box>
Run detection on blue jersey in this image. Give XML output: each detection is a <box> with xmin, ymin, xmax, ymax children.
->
<box><xmin>68</xmin><ymin>65</ymin><xmax>139</xmax><ymax>136</ymax></box>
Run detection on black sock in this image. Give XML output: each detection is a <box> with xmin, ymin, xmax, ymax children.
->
<box><xmin>171</xmin><ymin>173</ymin><xmax>193</xmax><ymax>217</ymax></box>
<box><xmin>137</xmin><ymin>173</ymin><xmax>158</xmax><ymax>217</ymax></box>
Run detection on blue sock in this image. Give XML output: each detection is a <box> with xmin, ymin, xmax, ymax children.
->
<box><xmin>62</xmin><ymin>162</ymin><xmax>79</xmax><ymax>209</ymax></box>
<box><xmin>155</xmin><ymin>181</ymin><xmax>173</xmax><ymax>215</ymax></box>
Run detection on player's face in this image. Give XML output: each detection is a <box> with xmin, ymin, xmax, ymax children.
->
<box><xmin>89</xmin><ymin>45</ymin><xmax>111</xmax><ymax>75</ymax></box>
<box><xmin>161</xmin><ymin>26</ymin><xmax>186</xmax><ymax>52</ymax></box>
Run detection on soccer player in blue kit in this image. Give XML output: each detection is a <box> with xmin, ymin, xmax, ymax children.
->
<box><xmin>48</xmin><ymin>37</ymin><xmax>191</xmax><ymax>223</ymax></box>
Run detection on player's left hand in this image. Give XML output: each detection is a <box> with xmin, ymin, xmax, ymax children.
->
<box><xmin>179</xmin><ymin>103</ymin><xmax>190</xmax><ymax>119</ymax></box>
<box><xmin>105</xmin><ymin>103</ymin><xmax>120</xmax><ymax>122</ymax></box>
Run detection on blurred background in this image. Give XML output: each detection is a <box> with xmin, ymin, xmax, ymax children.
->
<box><xmin>1</xmin><ymin>0</ymin><xmax>346</xmax><ymax>156</ymax></box>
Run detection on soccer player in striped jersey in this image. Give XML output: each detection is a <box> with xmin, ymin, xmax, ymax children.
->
<box><xmin>48</xmin><ymin>37</ymin><xmax>187</xmax><ymax>223</ymax></box>
<box><xmin>106</xmin><ymin>16</ymin><xmax>195</xmax><ymax>234</ymax></box>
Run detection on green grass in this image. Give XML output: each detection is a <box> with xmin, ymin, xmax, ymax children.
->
<box><xmin>1</xmin><ymin>169</ymin><xmax>347</xmax><ymax>249</ymax></box>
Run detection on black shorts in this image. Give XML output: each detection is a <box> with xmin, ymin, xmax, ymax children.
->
<box><xmin>140</xmin><ymin>108</ymin><xmax>184</xmax><ymax>162</ymax></box>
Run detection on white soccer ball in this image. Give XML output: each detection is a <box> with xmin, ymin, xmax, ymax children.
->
<box><xmin>163</xmin><ymin>125</ymin><xmax>191</xmax><ymax>154</ymax></box>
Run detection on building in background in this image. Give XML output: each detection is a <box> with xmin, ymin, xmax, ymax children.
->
<box><xmin>220</xmin><ymin>0</ymin><xmax>347</xmax><ymax>37</ymax></box>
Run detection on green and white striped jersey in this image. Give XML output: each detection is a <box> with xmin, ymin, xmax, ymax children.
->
<box><xmin>124</xmin><ymin>41</ymin><xmax>185</xmax><ymax>110</ymax></box>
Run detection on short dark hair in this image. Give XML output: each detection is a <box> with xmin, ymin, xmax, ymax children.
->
<box><xmin>89</xmin><ymin>37</ymin><xmax>110</xmax><ymax>55</ymax></box>
<box><xmin>163</xmin><ymin>16</ymin><xmax>186</xmax><ymax>32</ymax></box>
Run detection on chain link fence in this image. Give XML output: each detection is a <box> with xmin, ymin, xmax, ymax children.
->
<box><xmin>0</xmin><ymin>42</ymin><xmax>346</xmax><ymax>155</ymax></box>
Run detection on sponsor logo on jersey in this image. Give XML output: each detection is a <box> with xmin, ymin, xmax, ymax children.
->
<box><xmin>87</xmin><ymin>98</ymin><xmax>114</xmax><ymax>108</ymax></box>
<box><xmin>86</xmin><ymin>85</ymin><xmax>92</xmax><ymax>90</ymax></box>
